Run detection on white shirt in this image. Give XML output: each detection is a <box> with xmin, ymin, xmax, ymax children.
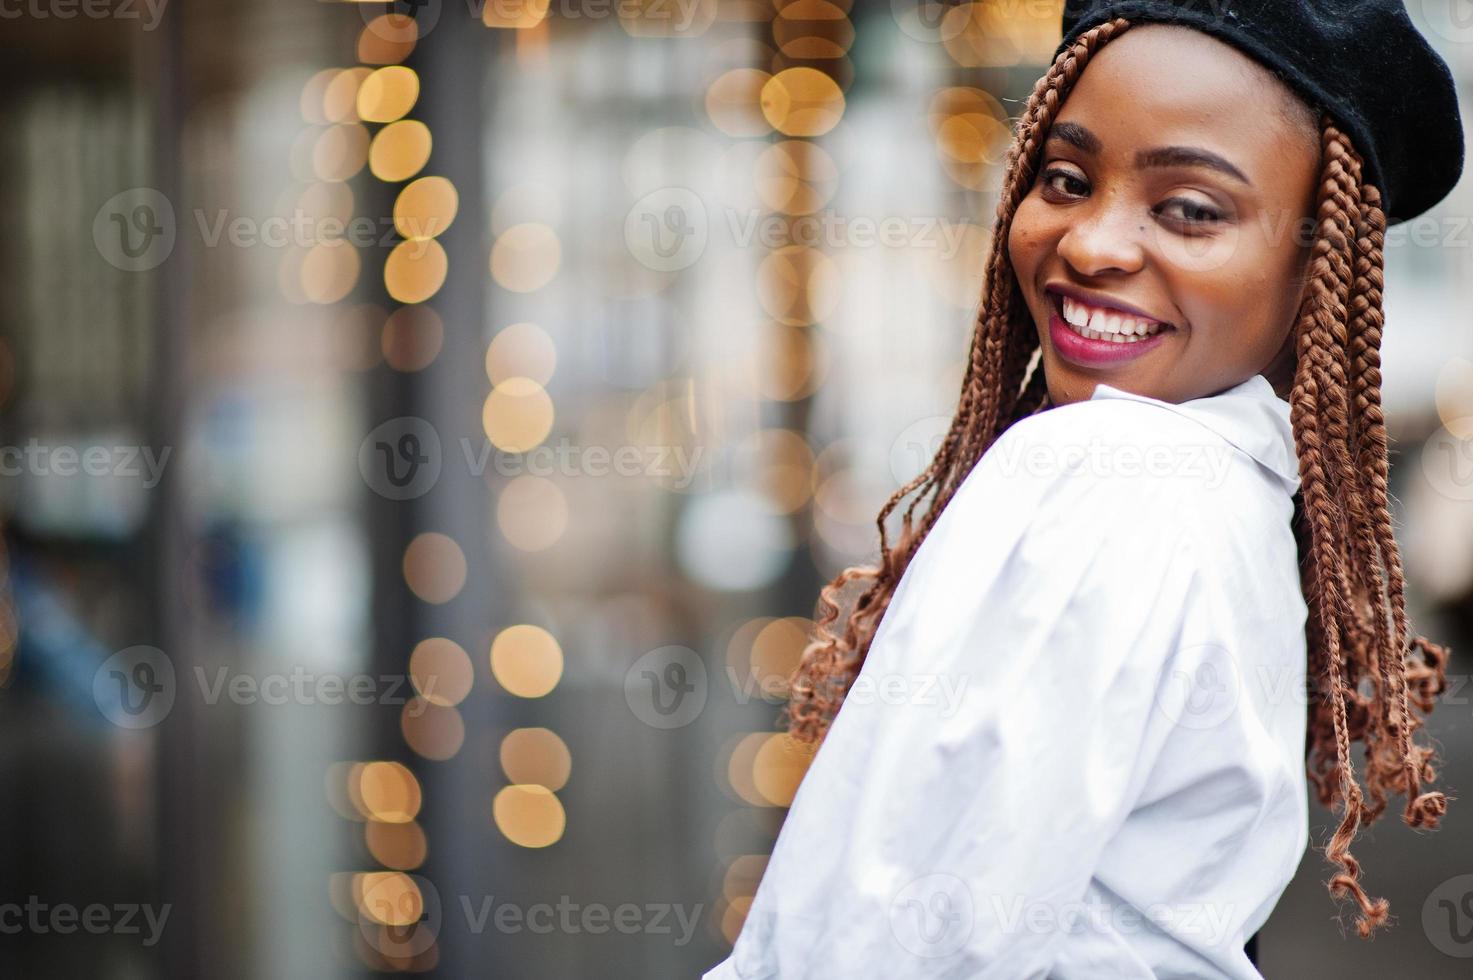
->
<box><xmin>705</xmin><ymin>374</ymin><xmax>1311</xmax><ymax>980</ymax></box>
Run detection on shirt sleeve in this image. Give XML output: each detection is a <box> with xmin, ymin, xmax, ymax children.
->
<box><xmin>711</xmin><ymin>400</ymin><xmax>1244</xmax><ymax>980</ymax></box>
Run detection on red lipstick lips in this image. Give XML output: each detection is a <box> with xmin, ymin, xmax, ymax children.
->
<box><xmin>1044</xmin><ymin>286</ymin><xmax>1175</xmax><ymax>368</ymax></box>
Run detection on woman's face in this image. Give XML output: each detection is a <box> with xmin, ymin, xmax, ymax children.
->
<box><xmin>1008</xmin><ymin>24</ymin><xmax>1323</xmax><ymax>407</ymax></box>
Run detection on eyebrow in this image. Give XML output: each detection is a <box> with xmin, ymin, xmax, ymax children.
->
<box><xmin>1046</xmin><ymin>121</ymin><xmax>1253</xmax><ymax>187</ymax></box>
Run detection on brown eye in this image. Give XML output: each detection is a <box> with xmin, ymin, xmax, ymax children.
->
<box><xmin>1041</xmin><ymin>167</ymin><xmax>1088</xmax><ymax>197</ymax></box>
<box><xmin>1158</xmin><ymin>197</ymin><xmax>1224</xmax><ymax>227</ymax></box>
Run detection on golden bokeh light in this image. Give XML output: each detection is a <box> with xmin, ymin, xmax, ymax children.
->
<box><xmin>408</xmin><ymin>636</ymin><xmax>475</xmax><ymax>706</ymax></box>
<box><xmin>384</xmin><ymin>239</ymin><xmax>449</xmax><ymax>304</ymax></box>
<box><xmin>928</xmin><ymin>86</ymin><xmax>1013</xmax><ymax>190</ymax></box>
<box><xmin>722</xmin><ymin>854</ymin><xmax>769</xmax><ymax>902</ymax></box>
<box><xmin>481</xmin><ymin>377</ymin><xmax>555</xmax><ymax>453</ymax></box>
<box><xmin>757</xmin><ymin>245</ymin><xmax>841</xmax><ymax>326</ymax></box>
<box><xmin>490</xmin><ymin>624</ymin><xmax>563</xmax><ymax>698</ymax></box>
<box><xmin>358</xmin><ymin>13</ymin><xmax>418</xmax><ymax>65</ymax></box>
<box><xmin>927</xmin><ymin>85</ymin><xmax>1008</xmax><ymax>132</ymax></box>
<box><xmin>394</xmin><ymin>176</ymin><xmax>459</xmax><ymax>241</ymax></box>
<box><xmin>402</xmin><ymin>532</ymin><xmax>467</xmax><ymax>604</ymax></box>
<box><xmin>737</xmin><ymin>427</ymin><xmax>815</xmax><ymax>514</ymax></box>
<box><xmin>358</xmin><ymin>66</ymin><xmax>420</xmax><ymax>124</ymax></box>
<box><xmin>356</xmin><ymin>761</ymin><xmax>423</xmax><ymax>823</ymax></box>
<box><xmin>760</xmin><ymin>67</ymin><xmax>844</xmax><ymax>137</ymax></box>
<box><xmin>941</xmin><ymin>0</ymin><xmax>1058</xmax><ymax>68</ymax></box>
<box><xmin>323</xmin><ymin>67</ymin><xmax>372</xmax><ymax>123</ymax></box>
<box><xmin>919</xmin><ymin>221</ymin><xmax>990</xmax><ymax>308</ymax></box>
<box><xmin>300</xmin><ymin>240</ymin><xmax>361</xmax><ymax>305</ymax></box>
<box><xmin>725</xmin><ymin>615</ymin><xmax>810</xmax><ymax>698</ymax></box>
<box><xmin>721</xmin><ymin>896</ymin><xmax>754</xmax><ymax>944</ymax></box>
<box><xmin>365</xmin><ymin>818</ymin><xmax>428</xmax><ymax>870</ymax></box>
<box><xmin>496</xmin><ymin>475</ymin><xmax>568</xmax><ymax>552</ymax></box>
<box><xmin>300</xmin><ymin>68</ymin><xmax>338</xmax><ymax>125</ymax></box>
<box><xmin>313</xmin><ymin>123</ymin><xmax>370</xmax><ymax>182</ymax></box>
<box><xmin>357</xmin><ymin>871</ymin><xmax>423</xmax><ymax>926</ymax></box>
<box><xmin>1434</xmin><ymin>357</ymin><xmax>1473</xmax><ymax>439</ymax></box>
<box><xmin>750</xmin><ymin>617</ymin><xmax>810</xmax><ymax>696</ymax></box>
<box><xmin>381</xmin><ymin>305</ymin><xmax>444</xmax><ymax>372</ymax></box>
<box><xmin>724</xmin><ymin>733</ymin><xmax>768</xmax><ymax>806</ymax></box>
<box><xmin>370</xmin><ymin>120</ymin><xmax>433</xmax><ymax>183</ymax></box>
<box><xmin>401</xmin><ymin>698</ymin><xmax>466</xmax><ymax>761</ymax></box>
<box><xmin>483</xmin><ymin>319</ymin><xmax>556</xmax><ymax>383</ymax></box>
<box><xmin>705</xmin><ymin>69</ymin><xmax>774</xmax><ymax>138</ymax></box>
<box><xmin>499</xmin><ymin>727</ymin><xmax>571</xmax><ymax>791</ymax></box>
<box><xmin>296</xmin><ymin>181</ymin><xmax>355</xmax><ymax>225</ymax></box>
<box><xmin>489</xmin><ymin>223</ymin><xmax>561</xmax><ymax>292</ymax></box>
<box><xmin>485</xmin><ymin>322</ymin><xmax>556</xmax><ymax>386</ymax></box>
<box><xmin>493</xmin><ymin>785</ymin><xmax>566</xmax><ymax>848</ymax></box>
<box><xmin>941</xmin><ymin>1</ymin><xmax>1018</xmax><ymax>68</ymax></box>
<box><xmin>754</xmin><ymin>140</ymin><xmax>838</xmax><ymax>216</ymax></box>
<box><xmin>773</xmin><ymin>0</ymin><xmax>854</xmax><ymax>58</ymax></box>
<box><xmin>482</xmin><ymin>0</ymin><xmax>550</xmax><ymax>29</ymax></box>
<box><xmin>752</xmin><ymin>732</ymin><xmax>817</xmax><ymax>806</ymax></box>
<box><xmin>747</xmin><ymin>322</ymin><xmax>825</xmax><ymax>402</ymax></box>
<box><xmin>936</xmin><ymin>111</ymin><xmax>1012</xmax><ymax>165</ymax></box>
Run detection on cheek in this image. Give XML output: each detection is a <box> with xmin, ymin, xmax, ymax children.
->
<box><xmin>1006</xmin><ymin>198</ymin><xmax>1049</xmax><ymax>283</ymax></box>
<box><xmin>1154</xmin><ymin>224</ymin><xmax>1250</xmax><ymax>277</ymax></box>
<box><xmin>1171</xmin><ymin>238</ymin><xmax>1301</xmax><ymax>359</ymax></box>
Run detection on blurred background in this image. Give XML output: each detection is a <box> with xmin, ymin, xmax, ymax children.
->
<box><xmin>0</xmin><ymin>0</ymin><xmax>1470</xmax><ymax>977</ymax></box>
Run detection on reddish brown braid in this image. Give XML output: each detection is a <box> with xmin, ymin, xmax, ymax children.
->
<box><xmin>783</xmin><ymin>17</ymin><xmax>1451</xmax><ymax>939</ymax></box>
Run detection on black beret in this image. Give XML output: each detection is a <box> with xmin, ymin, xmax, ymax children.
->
<box><xmin>1056</xmin><ymin>0</ymin><xmax>1465</xmax><ymax>225</ymax></box>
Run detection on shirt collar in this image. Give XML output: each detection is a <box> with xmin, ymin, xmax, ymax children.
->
<box><xmin>1088</xmin><ymin>374</ymin><xmax>1300</xmax><ymax>494</ymax></box>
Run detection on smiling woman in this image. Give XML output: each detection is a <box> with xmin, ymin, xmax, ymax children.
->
<box><xmin>706</xmin><ymin>2</ymin><xmax>1466</xmax><ymax>978</ymax></box>
<box><xmin>1008</xmin><ymin>24</ymin><xmax>1322</xmax><ymax>406</ymax></box>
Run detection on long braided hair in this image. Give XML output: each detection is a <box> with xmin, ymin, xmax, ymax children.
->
<box><xmin>784</xmin><ymin>18</ymin><xmax>1451</xmax><ymax>938</ymax></box>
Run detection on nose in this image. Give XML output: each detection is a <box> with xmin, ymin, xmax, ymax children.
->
<box><xmin>1054</xmin><ymin>194</ymin><xmax>1146</xmax><ymax>277</ymax></box>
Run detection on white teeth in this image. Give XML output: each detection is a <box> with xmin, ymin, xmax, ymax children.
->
<box><xmin>1059</xmin><ymin>294</ymin><xmax>1165</xmax><ymax>341</ymax></box>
